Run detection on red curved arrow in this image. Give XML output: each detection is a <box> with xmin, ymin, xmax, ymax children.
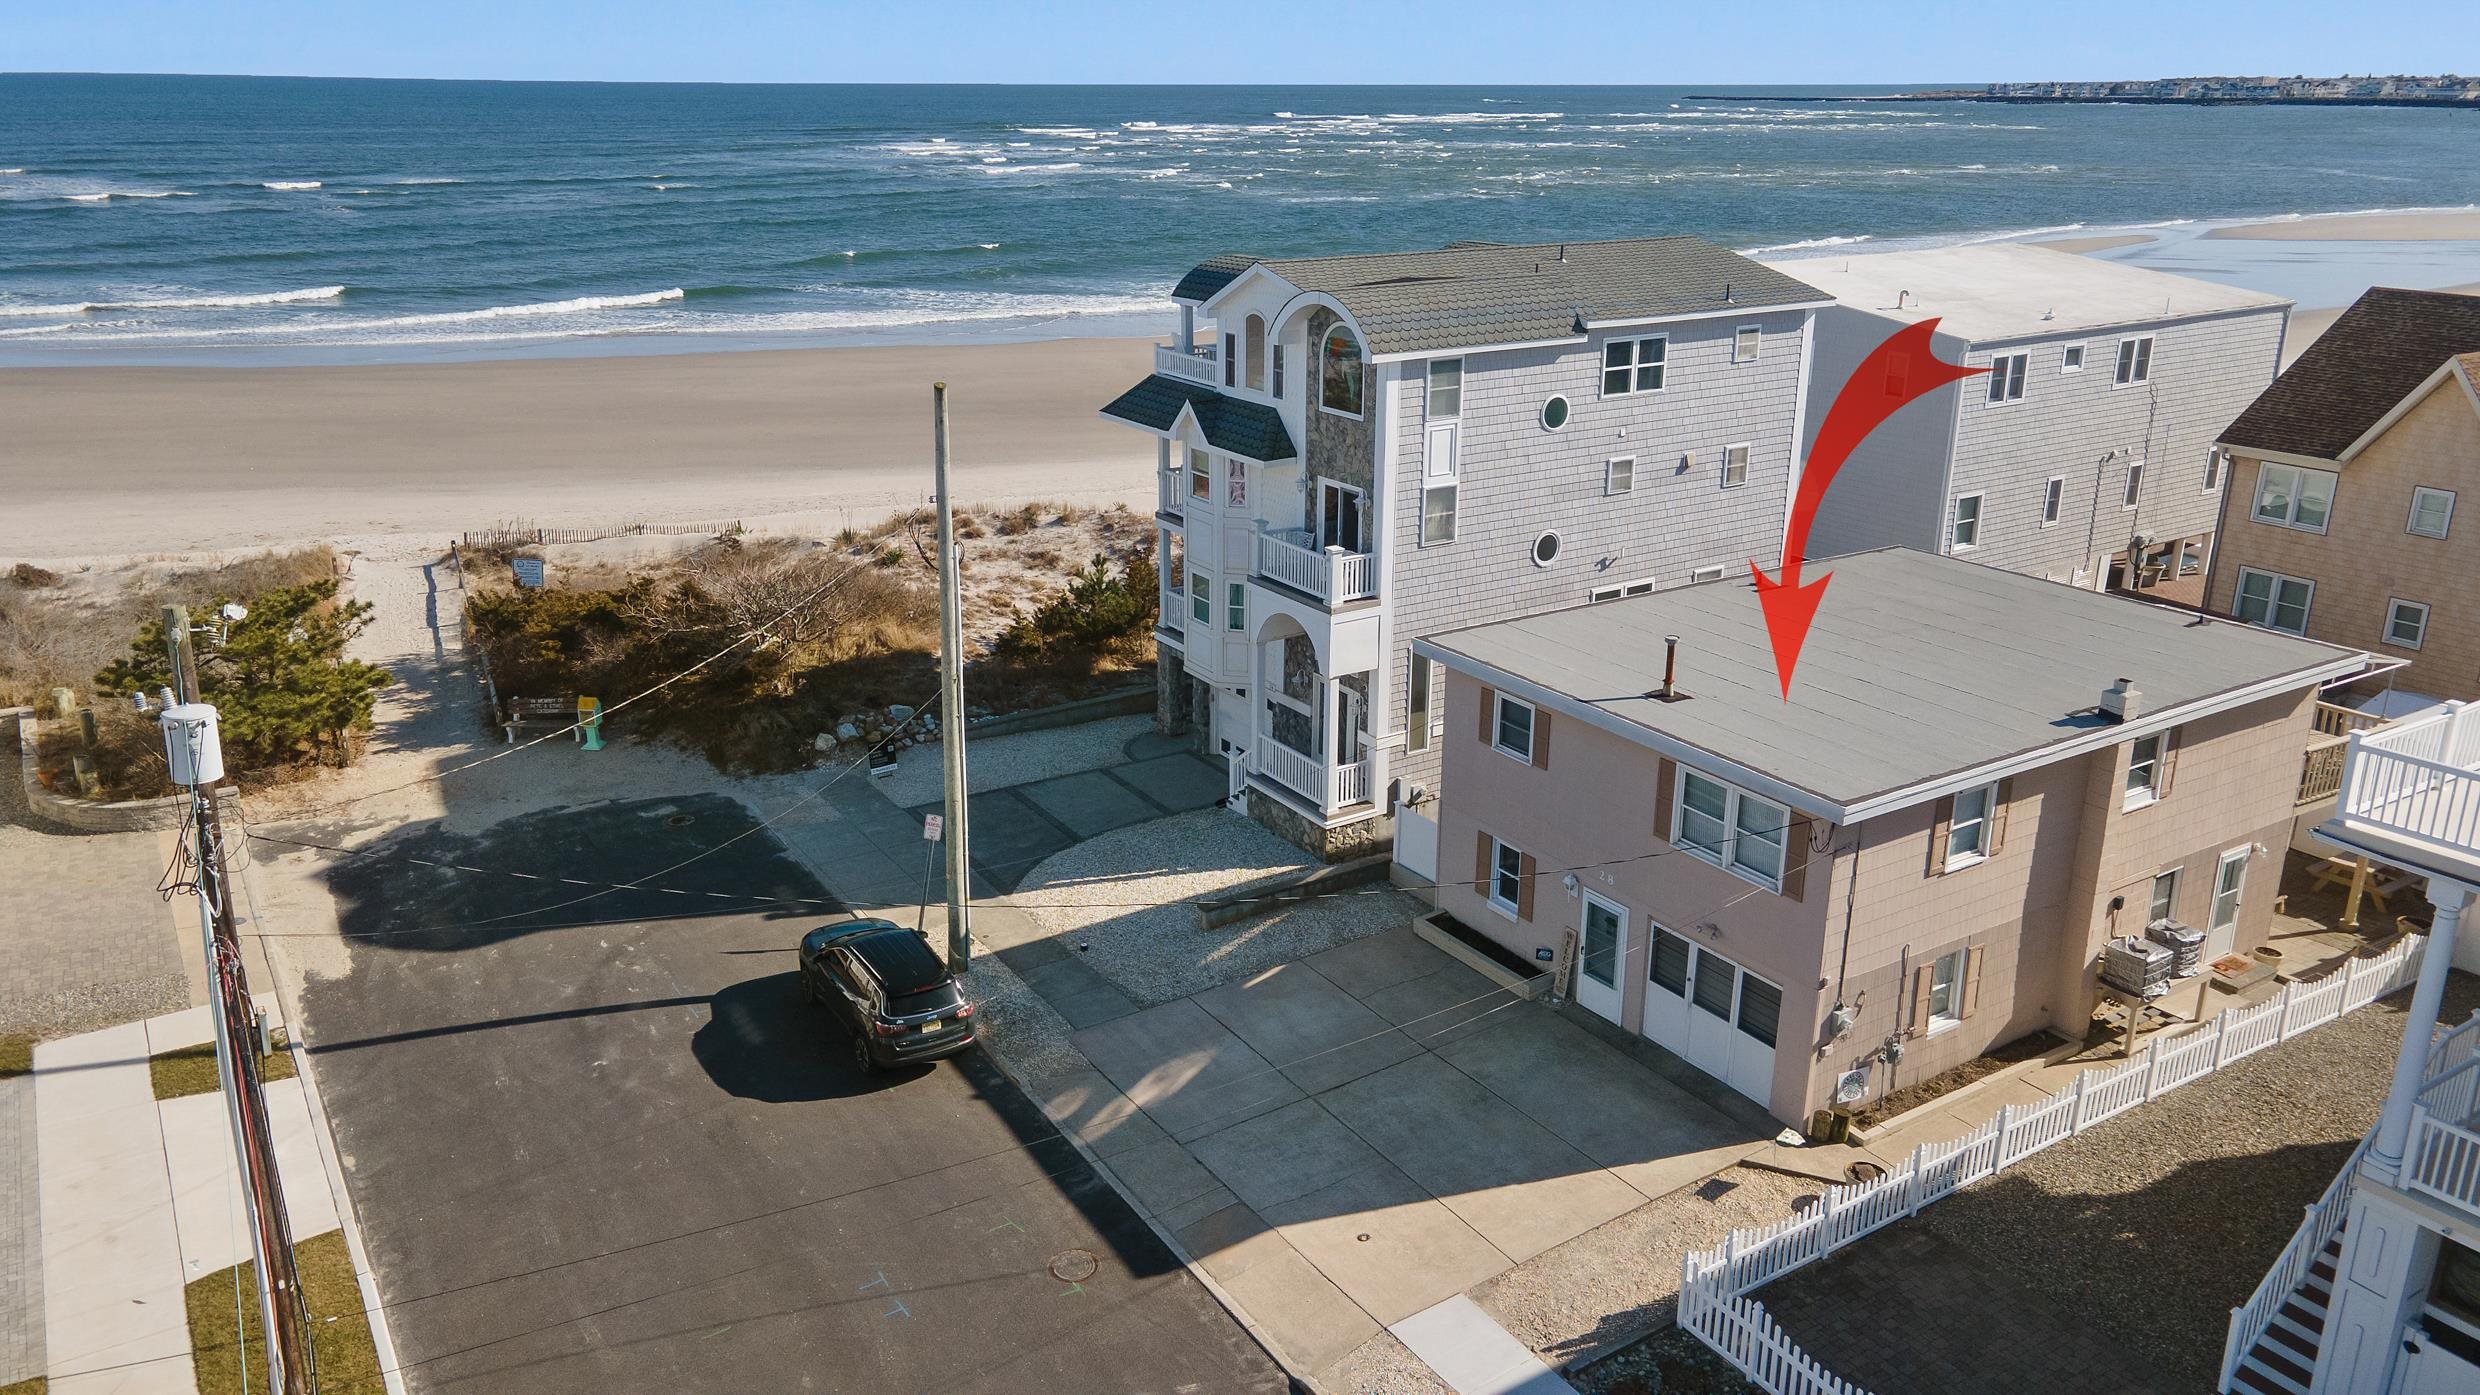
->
<box><xmin>1751</xmin><ymin>317</ymin><xmax>1984</xmax><ymax>699</ymax></box>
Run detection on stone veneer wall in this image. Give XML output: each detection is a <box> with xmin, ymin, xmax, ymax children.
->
<box><xmin>1246</xmin><ymin>784</ymin><xmax>1391</xmax><ymax>863</ymax></box>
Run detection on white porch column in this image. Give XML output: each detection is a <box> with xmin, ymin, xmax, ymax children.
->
<box><xmin>1178</xmin><ymin>304</ymin><xmax>1195</xmax><ymax>353</ymax></box>
<box><xmin>2369</xmin><ymin>882</ymin><xmax>2479</xmax><ymax>1183</ymax></box>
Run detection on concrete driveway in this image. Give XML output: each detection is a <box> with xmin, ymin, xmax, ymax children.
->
<box><xmin>292</xmin><ymin>793</ymin><xmax>1286</xmax><ymax>1394</ymax></box>
<box><xmin>1033</xmin><ymin>925</ymin><xmax>1765</xmax><ymax>1372</ymax></box>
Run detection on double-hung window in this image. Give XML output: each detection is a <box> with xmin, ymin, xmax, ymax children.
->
<box><xmin>1926</xmin><ymin>949</ymin><xmax>1966</xmax><ymax>1031</ymax></box>
<box><xmin>1606</xmin><ymin>455</ymin><xmax>1636</xmax><ymax>495</ymax></box>
<box><xmin>2114</xmin><ymin>334</ymin><xmax>2154</xmax><ymax>385</ymax></box>
<box><xmin>2233</xmin><ymin>566</ymin><xmax>2314</xmax><ymax>634</ymax></box>
<box><xmin>1950</xmin><ymin>494</ymin><xmax>1983</xmax><ymax>550</ymax></box>
<box><xmin>2387</xmin><ymin>599</ymin><xmax>2430</xmax><ymax>650</ymax></box>
<box><xmin>1985</xmin><ymin>352</ymin><xmax>2028</xmax><ymax>403</ymax></box>
<box><xmin>1427</xmin><ymin>357</ymin><xmax>1463</xmax><ymax>418</ymax></box>
<box><xmin>1492</xmin><ymin>693</ymin><xmax>1535</xmax><ymax>762</ymax></box>
<box><xmin>1945</xmin><ymin>783</ymin><xmax>1996</xmax><ymax>868</ymax></box>
<box><xmin>1189</xmin><ymin>448</ymin><xmax>1211</xmax><ymax>500</ymax></box>
<box><xmin>2409</xmin><ymin>486</ymin><xmax>2456</xmax><ymax>539</ymax></box>
<box><xmin>1720</xmin><ymin>444</ymin><xmax>1750</xmax><ymax>489</ymax></box>
<box><xmin>1674</xmin><ymin>769</ymin><xmax>1789</xmax><ymax>890</ymax></box>
<box><xmin>2252</xmin><ymin>462</ymin><xmax>2337</xmax><ymax>532</ymax></box>
<box><xmin>2040</xmin><ymin>476</ymin><xmax>2064</xmax><ymax>526</ymax></box>
<box><xmin>1733</xmin><ymin>325</ymin><xmax>1761</xmax><ymax>363</ymax></box>
<box><xmin>1488</xmin><ymin>838</ymin><xmax>1525</xmax><ymax>914</ymax></box>
<box><xmin>1225</xmin><ymin>581</ymin><xmax>1245</xmax><ymax>632</ymax></box>
<box><xmin>2148</xmin><ymin>868</ymin><xmax>2181</xmax><ymax>925</ymax></box>
<box><xmin>1421</xmin><ymin>478</ymin><xmax>1458</xmax><ymax>545</ymax></box>
<box><xmin>1602</xmin><ymin>336</ymin><xmax>1667</xmax><ymax>396</ymax></box>
<box><xmin>1188</xmin><ymin>572</ymin><xmax>1210</xmax><ymax>626</ymax></box>
<box><xmin>2125</xmin><ymin>733</ymin><xmax>2165</xmax><ymax>810</ymax></box>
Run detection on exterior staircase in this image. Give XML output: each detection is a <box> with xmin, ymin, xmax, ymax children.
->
<box><xmin>2229</xmin><ymin>1228</ymin><xmax>2343</xmax><ymax>1395</ymax></box>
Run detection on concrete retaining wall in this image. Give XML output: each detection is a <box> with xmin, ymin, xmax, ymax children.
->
<box><xmin>6</xmin><ymin>706</ymin><xmax>226</xmax><ymax>833</ymax></box>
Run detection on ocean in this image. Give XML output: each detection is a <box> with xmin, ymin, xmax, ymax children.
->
<box><xmin>4</xmin><ymin>73</ymin><xmax>2478</xmax><ymax>364</ymax></box>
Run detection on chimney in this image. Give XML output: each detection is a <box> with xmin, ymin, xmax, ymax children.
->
<box><xmin>2101</xmin><ymin>678</ymin><xmax>2142</xmax><ymax>723</ymax></box>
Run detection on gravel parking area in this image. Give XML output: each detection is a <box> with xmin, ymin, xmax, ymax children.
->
<box><xmin>879</xmin><ymin>713</ymin><xmax>1156</xmax><ymax>807</ymax></box>
<box><xmin>1003</xmin><ymin>807</ymin><xmax>1422</xmax><ymax>1006</ymax></box>
<box><xmin>1752</xmin><ymin>969</ymin><xmax>2480</xmax><ymax>1395</ymax></box>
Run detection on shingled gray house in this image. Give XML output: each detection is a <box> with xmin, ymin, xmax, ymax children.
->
<box><xmin>1101</xmin><ymin>236</ymin><xmax>1830</xmax><ymax>860</ymax></box>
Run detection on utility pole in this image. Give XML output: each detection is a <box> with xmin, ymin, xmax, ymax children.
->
<box><xmin>162</xmin><ymin>607</ymin><xmax>315</xmax><ymax>1394</ymax></box>
<box><xmin>932</xmin><ymin>383</ymin><xmax>973</xmax><ymax>971</ymax></box>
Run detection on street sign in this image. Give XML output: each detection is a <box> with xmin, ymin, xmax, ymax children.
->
<box><xmin>922</xmin><ymin>814</ymin><xmax>943</xmax><ymax>842</ymax></box>
<box><xmin>511</xmin><ymin>557</ymin><xmax>546</xmax><ymax>589</ymax></box>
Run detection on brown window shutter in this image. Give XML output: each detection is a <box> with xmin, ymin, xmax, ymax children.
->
<box><xmin>1927</xmin><ymin>795</ymin><xmax>1955</xmax><ymax>877</ymax></box>
<box><xmin>1517</xmin><ymin>851</ymin><xmax>1537</xmax><ymax>921</ymax></box>
<box><xmin>1653</xmin><ymin>757</ymin><xmax>1678</xmax><ymax>842</ymax></box>
<box><xmin>1906</xmin><ymin>965</ymin><xmax>1934</xmax><ymax>1037</ymax></box>
<box><xmin>1475</xmin><ymin>830</ymin><xmax>1493</xmax><ymax>895</ymax></box>
<box><xmin>1532</xmin><ymin>709</ymin><xmax>1552</xmax><ymax>768</ymax></box>
<box><xmin>1780</xmin><ymin>814</ymin><xmax>1815</xmax><ymax>900</ymax></box>
<box><xmin>1961</xmin><ymin>945</ymin><xmax>1986</xmax><ymax>1020</ymax></box>
<box><xmin>2157</xmin><ymin>727</ymin><xmax>2182</xmax><ymax>798</ymax></box>
<box><xmin>1988</xmin><ymin>778</ymin><xmax>2015</xmax><ymax>856</ymax></box>
<box><xmin>1477</xmin><ymin>685</ymin><xmax>1496</xmax><ymax>745</ymax></box>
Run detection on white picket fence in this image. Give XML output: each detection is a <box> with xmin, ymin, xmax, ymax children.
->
<box><xmin>1678</xmin><ymin>934</ymin><xmax>2428</xmax><ymax>1395</ymax></box>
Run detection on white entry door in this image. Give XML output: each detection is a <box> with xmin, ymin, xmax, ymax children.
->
<box><xmin>1642</xmin><ymin>924</ymin><xmax>1781</xmax><ymax>1111</ymax></box>
<box><xmin>2206</xmin><ymin>846</ymin><xmax>2249</xmax><ymax>959</ymax></box>
<box><xmin>1575</xmin><ymin>892</ymin><xmax>1627</xmax><ymax>1024</ymax></box>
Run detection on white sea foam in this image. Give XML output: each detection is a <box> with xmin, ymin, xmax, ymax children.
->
<box><xmin>0</xmin><ymin>168</ymin><xmax>22</xmax><ymax>175</ymax></box>
<box><xmin>263</xmin><ymin>180</ymin><xmax>323</xmax><ymax>190</ymax></box>
<box><xmin>976</xmin><ymin>162</ymin><xmax>1080</xmax><ymax>175</ymax></box>
<box><xmin>0</xmin><ymin>285</ymin><xmax>347</xmax><ymax>317</ymax></box>
<box><xmin>977</xmin><ymin>243</ymin><xmax>1000</xmax><ymax>250</ymax></box>
<box><xmin>393</xmin><ymin>177</ymin><xmax>462</xmax><ymax>185</ymax></box>
<box><xmin>1740</xmin><ymin>234</ymin><xmax>1874</xmax><ymax>254</ymax></box>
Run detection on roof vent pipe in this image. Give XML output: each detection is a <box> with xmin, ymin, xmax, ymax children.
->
<box><xmin>1722</xmin><ymin>281</ymin><xmax>1734</xmax><ymax>304</ymax></box>
<box><xmin>2101</xmin><ymin>678</ymin><xmax>2142</xmax><ymax>723</ymax></box>
<box><xmin>1557</xmin><ymin>244</ymin><xmax>1567</xmax><ymax>263</ymax></box>
<box><xmin>1654</xmin><ymin>634</ymin><xmax>1686</xmax><ymax>702</ymax></box>
<box><xmin>1896</xmin><ymin>290</ymin><xmax>1910</xmax><ymax>310</ymax></box>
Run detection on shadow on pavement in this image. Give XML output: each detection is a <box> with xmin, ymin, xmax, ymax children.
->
<box><xmin>690</xmin><ymin>971</ymin><xmax>932</xmax><ymax>1103</ymax></box>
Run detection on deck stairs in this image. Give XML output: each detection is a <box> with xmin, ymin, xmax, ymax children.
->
<box><xmin>2228</xmin><ymin>1228</ymin><xmax>2344</xmax><ymax>1395</ymax></box>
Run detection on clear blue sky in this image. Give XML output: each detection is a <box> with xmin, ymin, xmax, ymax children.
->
<box><xmin>7</xmin><ymin>1</ymin><xmax>2471</xmax><ymax>85</ymax></box>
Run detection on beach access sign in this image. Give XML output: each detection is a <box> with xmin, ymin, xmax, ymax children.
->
<box><xmin>511</xmin><ymin>557</ymin><xmax>546</xmax><ymax>589</ymax></box>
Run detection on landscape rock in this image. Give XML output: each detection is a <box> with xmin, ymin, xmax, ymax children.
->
<box><xmin>835</xmin><ymin>721</ymin><xmax>862</xmax><ymax>742</ymax></box>
<box><xmin>812</xmin><ymin>732</ymin><xmax>836</xmax><ymax>752</ymax></box>
<box><xmin>887</xmin><ymin>704</ymin><xmax>915</xmax><ymax>721</ymax></box>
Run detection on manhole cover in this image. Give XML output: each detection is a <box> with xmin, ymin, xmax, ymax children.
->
<box><xmin>664</xmin><ymin>813</ymin><xmax>695</xmax><ymax>828</ymax></box>
<box><xmin>1047</xmin><ymin>1249</ymin><xmax>1098</xmax><ymax>1284</ymax></box>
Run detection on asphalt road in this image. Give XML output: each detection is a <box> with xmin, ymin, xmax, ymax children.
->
<box><xmin>296</xmin><ymin>793</ymin><xmax>1288</xmax><ymax>1395</ymax></box>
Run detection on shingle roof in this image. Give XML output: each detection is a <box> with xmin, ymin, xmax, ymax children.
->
<box><xmin>1178</xmin><ymin>236</ymin><xmax>1826</xmax><ymax>358</ymax></box>
<box><xmin>1099</xmin><ymin>374</ymin><xmax>1297</xmax><ymax>462</ymax></box>
<box><xmin>2221</xmin><ymin>287</ymin><xmax>2480</xmax><ymax>459</ymax></box>
<box><xmin>1173</xmin><ymin>253</ymin><xmax>1255</xmax><ymax>304</ymax></box>
<box><xmin>1418</xmin><ymin>548</ymin><xmax>2361</xmax><ymax>815</ymax></box>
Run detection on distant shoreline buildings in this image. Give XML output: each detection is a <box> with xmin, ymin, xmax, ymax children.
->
<box><xmin>1699</xmin><ymin>75</ymin><xmax>2479</xmax><ymax>108</ymax></box>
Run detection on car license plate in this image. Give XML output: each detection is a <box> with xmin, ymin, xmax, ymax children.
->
<box><xmin>920</xmin><ymin>1019</ymin><xmax>942</xmax><ymax>1033</ymax></box>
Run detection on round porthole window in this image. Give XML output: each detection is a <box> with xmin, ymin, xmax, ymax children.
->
<box><xmin>1532</xmin><ymin>531</ymin><xmax>1562</xmax><ymax>567</ymax></box>
<box><xmin>1540</xmin><ymin>395</ymin><xmax>1570</xmax><ymax>431</ymax></box>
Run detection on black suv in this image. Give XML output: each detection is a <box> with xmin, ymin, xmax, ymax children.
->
<box><xmin>797</xmin><ymin>919</ymin><xmax>976</xmax><ymax>1070</ymax></box>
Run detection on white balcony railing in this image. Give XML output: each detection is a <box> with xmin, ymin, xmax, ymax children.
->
<box><xmin>2407</xmin><ymin>1054</ymin><xmax>2480</xmax><ymax>1215</ymax></box>
<box><xmin>1253</xmin><ymin>528</ymin><xmax>1377</xmax><ymax>605</ymax></box>
<box><xmin>1252</xmin><ymin>738</ymin><xmax>1374</xmax><ymax>816</ymax></box>
<box><xmin>1155</xmin><ymin>342</ymin><xmax>1219</xmax><ymax>387</ymax></box>
<box><xmin>1158</xmin><ymin>468</ymin><xmax>1182</xmax><ymax>517</ymax></box>
<box><xmin>2329</xmin><ymin>701</ymin><xmax>2480</xmax><ymax>874</ymax></box>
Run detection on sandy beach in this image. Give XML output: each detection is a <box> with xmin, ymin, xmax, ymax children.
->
<box><xmin>2033</xmin><ymin>234</ymin><xmax>2158</xmax><ymax>254</ymax></box>
<box><xmin>0</xmin><ymin>336</ymin><xmax>1161</xmax><ymax>559</ymax></box>
<box><xmin>2207</xmin><ymin>209</ymin><xmax>2480</xmax><ymax>241</ymax></box>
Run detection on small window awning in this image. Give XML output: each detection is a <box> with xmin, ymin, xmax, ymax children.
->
<box><xmin>1100</xmin><ymin>374</ymin><xmax>1298</xmax><ymax>463</ymax></box>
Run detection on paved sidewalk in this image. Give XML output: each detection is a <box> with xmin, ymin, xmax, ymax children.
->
<box><xmin>1394</xmin><ymin>1296</ymin><xmax>1574</xmax><ymax>1395</ymax></box>
<box><xmin>0</xmin><ymin>1074</ymin><xmax>39</xmax><ymax>1388</ymax></box>
<box><xmin>31</xmin><ymin>1009</ymin><xmax>346</xmax><ymax>1395</ymax></box>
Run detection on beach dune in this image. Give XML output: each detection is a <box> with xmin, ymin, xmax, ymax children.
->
<box><xmin>0</xmin><ymin>337</ymin><xmax>1162</xmax><ymax>559</ymax></box>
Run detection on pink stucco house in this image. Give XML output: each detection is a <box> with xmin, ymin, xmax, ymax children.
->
<box><xmin>1405</xmin><ymin>547</ymin><xmax>2364</xmax><ymax>1127</ymax></box>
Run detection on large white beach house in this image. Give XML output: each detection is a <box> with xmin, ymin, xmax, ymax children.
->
<box><xmin>1102</xmin><ymin>236</ymin><xmax>1831</xmax><ymax>858</ymax></box>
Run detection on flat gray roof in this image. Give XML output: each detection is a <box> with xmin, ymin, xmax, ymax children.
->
<box><xmin>1417</xmin><ymin>548</ymin><xmax>2362</xmax><ymax>817</ymax></box>
<box><xmin>1759</xmin><ymin>244</ymin><xmax>2289</xmax><ymax>344</ymax></box>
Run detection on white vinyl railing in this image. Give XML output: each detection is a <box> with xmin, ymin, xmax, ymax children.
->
<box><xmin>2431</xmin><ymin>1010</ymin><xmax>2480</xmax><ymax>1083</ymax></box>
<box><xmin>2407</xmin><ymin>1108</ymin><xmax>2480</xmax><ymax>1214</ymax></box>
<box><xmin>1677</xmin><ymin>933</ymin><xmax>2426</xmax><ymax>1395</ymax></box>
<box><xmin>2334</xmin><ymin>701</ymin><xmax>2480</xmax><ymax>861</ymax></box>
<box><xmin>2220</xmin><ymin>1131</ymin><xmax>2373</xmax><ymax>1390</ymax></box>
<box><xmin>1253</xmin><ymin>528</ymin><xmax>1377</xmax><ymax>605</ymax></box>
<box><xmin>1155</xmin><ymin>342</ymin><xmax>1220</xmax><ymax>386</ymax></box>
<box><xmin>1159</xmin><ymin>468</ymin><xmax>1183</xmax><ymax>517</ymax></box>
<box><xmin>1250</xmin><ymin>737</ymin><xmax>1373</xmax><ymax>815</ymax></box>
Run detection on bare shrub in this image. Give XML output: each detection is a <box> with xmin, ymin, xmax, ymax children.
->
<box><xmin>8</xmin><ymin>563</ymin><xmax>60</xmax><ymax>588</ymax></box>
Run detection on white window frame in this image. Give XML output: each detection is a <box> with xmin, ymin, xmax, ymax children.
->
<box><xmin>2251</xmin><ymin>462</ymin><xmax>2338</xmax><ymax>533</ymax></box>
<box><xmin>1426</xmin><ymin>356</ymin><xmax>1463</xmax><ymax>419</ymax></box>
<box><xmin>1491</xmin><ymin>692</ymin><xmax>1535</xmax><ymax>763</ymax></box>
<box><xmin>2208</xmin><ymin>845</ymin><xmax>2249</xmax><ymax>942</ymax></box>
<box><xmin>2233</xmin><ymin>566</ymin><xmax>2315</xmax><ymax>635</ymax></box>
<box><xmin>1733</xmin><ymin>325</ymin><xmax>1761</xmax><ymax>364</ymax></box>
<box><xmin>2385</xmin><ymin>598</ymin><xmax>2430</xmax><ymax>651</ymax></box>
<box><xmin>2203</xmin><ymin>447</ymin><xmax>2225</xmax><ymax>493</ymax></box>
<box><xmin>2060</xmin><ymin>342</ymin><xmax>2086</xmax><ymax>374</ymax></box>
<box><xmin>1271</xmin><ymin>342</ymin><xmax>1285</xmax><ymax>399</ymax></box>
<box><xmin>1925</xmin><ymin>948</ymin><xmax>1967</xmax><ymax>1033</ymax></box>
<box><xmin>1984</xmin><ymin>352</ymin><xmax>2028</xmax><ymax>404</ymax></box>
<box><xmin>1944</xmin><ymin>782</ymin><xmax>1996</xmax><ymax>871</ymax></box>
<box><xmin>2040</xmin><ymin>475</ymin><xmax>2064</xmax><ymax>527</ymax></box>
<box><xmin>1487</xmin><ymin>837</ymin><xmax>1525</xmax><ymax>916</ymax></box>
<box><xmin>1605</xmin><ymin>455</ymin><xmax>1636</xmax><ymax>496</ymax></box>
<box><xmin>1588</xmin><ymin>577</ymin><xmax>1656</xmax><ymax>603</ymax></box>
<box><xmin>1720</xmin><ymin>443</ymin><xmax>1751</xmax><ymax>490</ymax></box>
<box><xmin>2122</xmin><ymin>460</ymin><xmax>2144</xmax><ymax>509</ymax></box>
<box><xmin>1407</xmin><ymin>653</ymin><xmax>1433</xmax><ymax>752</ymax></box>
<box><xmin>1950</xmin><ymin>493</ymin><xmax>1984</xmax><ymax>551</ymax></box>
<box><xmin>2408</xmin><ymin>486</ymin><xmax>2456</xmax><ymax>539</ymax></box>
<box><xmin>2125</xmin><ymin>732</ymin><xmax>2164</xmax><ymax>811</ymax></box>
<box><xmin>1672</xmin><ymin>768</ymin><xmax>1789</xmax><ymax>892</ymax></box>
<box><xmin>2148</xmin><ymin>867</ymin><xmax>2182</xmax><ymax>925</ymax></box>
<box><xmin>1420</xmin><ymin>482</ymin><xmax>1458</xmax><ymax>545</ymax></box>
<box><xmin>1189</xmin><ymin>447</ymin><xmax>1211</xmax><ymax>501</ymax></box>
<box><xmin>1689</xmin><ymin>564</ymin><xmax>1726</xmax><ymax>584</ymax></box>
<box><xmin>1225</xmin><ymin>580</ymin><xmax>1245</xmax><ymax>633</ymax></box>
<box><xmin>1188</xmin><ymin>571</ymin><xmax>1211</xmax><ymax>626</ymax></box>
<box><xmin>1600</xmin><ymin>335</ymin><xmax>1668</xmax><ymax>397</ymax></box>
<box><xmin>2113</xmin><ymin>334</ymin><xmax>2154</xmax><ymax>387</ymax></box>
